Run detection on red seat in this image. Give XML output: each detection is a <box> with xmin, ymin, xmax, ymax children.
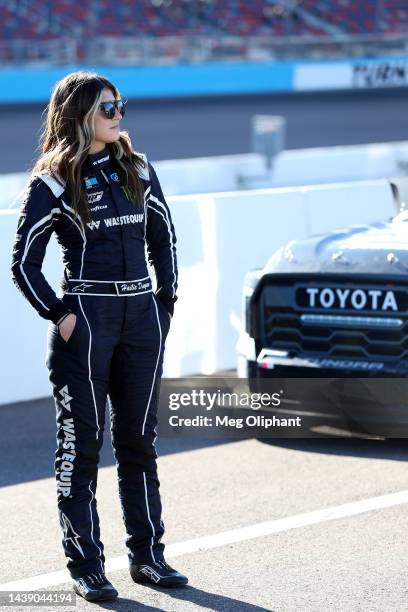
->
<box><xmin>0</xmin><ymin>1</ymin><xmax>405</xmax><ymax>49</ymax></box>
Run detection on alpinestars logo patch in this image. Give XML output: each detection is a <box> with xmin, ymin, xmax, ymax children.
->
<box><xmin>71</xmin><ymin>283</ymin><xmax>93</xmax><ymax>293</ymax></box>
<box><xmin>60</xmin><ymin>512</ymin><xmax>85</xmax><ymax>557</ymax></box>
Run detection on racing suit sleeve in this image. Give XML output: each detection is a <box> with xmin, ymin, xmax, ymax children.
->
<box><xmin>10</xmin><ymin>175</ymin><xmax>72</xmax><ymax>324</ymax></box>
<box><xmin>146</xmin><ymin>162</ymin><xmax>178</xmax><ymax>317</ymax></box>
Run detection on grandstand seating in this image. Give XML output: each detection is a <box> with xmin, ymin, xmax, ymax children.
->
<box><xmin>381</xmin><ymin>0</ymin><xmax>408</xmax><ymax>33</ymax></box>
<box><xmin>0</xmin><ymin>0</ymin><xmax>405</xmax><ymax>42</ymax></box>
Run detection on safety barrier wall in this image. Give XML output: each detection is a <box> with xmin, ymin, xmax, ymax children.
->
<box><xmin>1</xmin><ymin>55</ymin><xmax>408</xmax><ymax>103</ymax></box>
<box><xmin>0</xmin><ymin>61</ymin><xmax>294</xmax><ymax>103</ymax></box>
<box><xmin>155</xmin><ymin>141</ymin><xmax>408</xmax><ymax>194</ymax></box>
<box><xmin>2</xmin><ymin>140</ymin><xmax>408</xmax><ymax>209</ymax></box>
<box><xmin>0</xmin><ymin>179</ymin><xmax>394</xmax><ymax>405</ymax></box>
<box><xmin>293</xmin><ymin>55</ymin><xmax>408</xmax><ymax>91</ymax></box>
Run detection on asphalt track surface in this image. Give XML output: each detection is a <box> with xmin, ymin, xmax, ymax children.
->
<box><xmin>2</xmin><ymin>91</ymin><xmax>408</xmax><ymax>610</ymax></box>
<box><xmin>1</xmin><ymin>396</ymin><xmax>408</xmax><ymax>611</ymax></box>
<box><xmin>2</xmin><ymin>88</ymin><xmax>408</xmax><ymax>174</ymax></box>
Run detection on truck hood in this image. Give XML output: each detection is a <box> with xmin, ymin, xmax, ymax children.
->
<box><xmin>264</xmin><ymin>213</ymin><xmax>408</xmax><ymax>276</ymax></box>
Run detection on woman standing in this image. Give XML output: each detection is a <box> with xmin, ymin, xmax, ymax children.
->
<box><xmin>10</xmin><ymin>71</ymin><xmax>187</xmax><ymax>602</ymax></box>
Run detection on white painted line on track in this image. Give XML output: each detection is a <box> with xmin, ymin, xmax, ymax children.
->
<box><xmin>1</xmin><ymin>488</ymin><xmax>408</xmax><ymax>591</ymax></box>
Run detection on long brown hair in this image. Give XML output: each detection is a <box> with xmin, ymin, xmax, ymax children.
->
<box><xmin>32</xmin><ymin>71</ymin><xmax>146</xmax><ymax>225</ymax></box>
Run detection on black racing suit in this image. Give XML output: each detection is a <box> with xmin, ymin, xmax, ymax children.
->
<box><xmin>10</xmin><ymin>147</ymin><xmax>178</xmax><ymax>579</ymax></box>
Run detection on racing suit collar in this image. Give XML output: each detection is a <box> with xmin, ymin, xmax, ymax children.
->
<box><xmin>86</xmin><ymin>146</ymin><xmax>111</xmax><ymax>170</ymax></box>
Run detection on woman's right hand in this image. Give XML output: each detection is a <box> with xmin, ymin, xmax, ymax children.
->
<box><xmin>58</xmin><ymin>313</ymin><xmax>77</xmax><ymax>342</ymax></box>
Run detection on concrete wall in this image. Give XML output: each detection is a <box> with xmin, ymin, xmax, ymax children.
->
<box><xmin>2</xmin><ymin>55</ymin><xmax>408</xmax><ymax>104</ymax></box>
<box><xmin>3</xmin><ymin>141</ymin><xmax>408</xmax><ymax>208</ymax></box>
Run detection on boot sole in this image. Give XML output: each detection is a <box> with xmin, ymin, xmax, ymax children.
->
<box><xmin>73</xmin><ymin>583</ymin><xmax>118</xmax><ymax>601</ymax></box>
<box><xmin>130</xmin><ymin>571</ymin><xmax>188</xmax><ymax>588</ymax></box>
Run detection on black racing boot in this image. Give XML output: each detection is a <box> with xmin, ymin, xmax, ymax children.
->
<box><xmin>72</xmin><ymin>572</ymin><xmax>118</xmax><ymax>601</ymax></box>
<box><xmin>130</xmin><ymin>559</ymin><xmax>188</xmax><ymax>587</ymax></box>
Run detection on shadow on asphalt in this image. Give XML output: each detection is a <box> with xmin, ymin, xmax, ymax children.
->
<box><xmin>2</xmin><ymin>395</ymin><xmax>408</xmax><ymax>489</ymax></box>
<box><xmin>89</xmin><ymin>585</ymin><xmax>270</xmax><ymax>612</ymax></box>
<box><xmin>259</xmin><ymin>437</ymin><xmax>408</xmax><ymax>462</ymax></box>
<box><xmin>0</xmin><ymin>396</ymin><xmax>238</xmax><ymax>488</ymax></box>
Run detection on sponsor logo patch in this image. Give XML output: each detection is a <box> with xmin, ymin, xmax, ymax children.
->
<box><xmin>89</xmin><ymin>203</ymin><xmax>108</xmax><ymax>212</ymax></box>
<box><xmin>92</xmin><ymin>154</ymin><xmax>109</xmax><ymax>166</ymax></box>
<box><xmin>104</xmin><ymin>213</ymin><xmax>144</xmax><ymax>227</ymax></box>
<box><xmin>86</xmin><ymin>220</ymin><xmax>101</xmax><ymax>230</ymax></box>
<box><xmin>86</xmin><ymin>214</ymin><xmax>143</xmax><ymax>230</ymax></box>
<box><xmin>57</xmin><ymin>417</ymin><xmax>77</xmax><ymax>497</ymax></box>
<box><xmin>116</xmin><ymin>280</ymin><xmax>151</xmax><ymax>295</ymax></box>
<box><xmin>59</xmin><ymin>385</ymin><xmax>73</xmax><ymax>412</ymax></box>
<box><xmin>87</xmin><ymin>190</ymin><xmax>104</xmax><ymax>204</ymax></box>
<box><xmin>84</xmin><ymin>176</ymin><xmax>98</xmax><ymax>189</ymax></box>
<box><xmin>121</xmin><ymin>185</ymin><xmax>137</xmax><ymax>201</ymax></box>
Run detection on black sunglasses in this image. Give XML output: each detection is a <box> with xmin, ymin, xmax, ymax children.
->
<box><xmin>99</xmin><ymin>98</ymin><xmax>127</xmax><ymax>119</ymax></box>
